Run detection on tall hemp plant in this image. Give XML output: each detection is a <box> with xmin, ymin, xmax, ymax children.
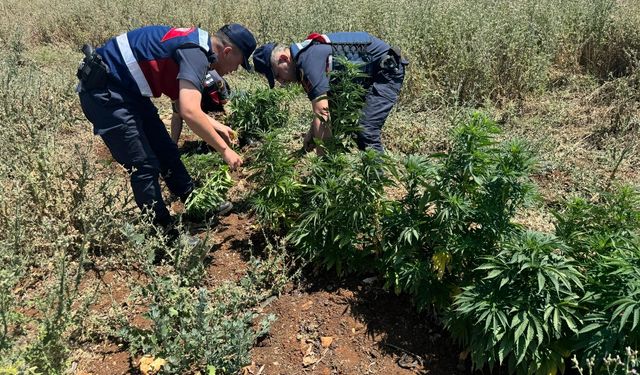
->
<box><xmin>380</xmin><ymin>112</ymin><xmax>538</xmax><ymax>308</ymax></box>
<box><xmin>287</xmin><ymin>58</ymin><xmax>395</xmax><ymax>274</ymax></box>
<box><xmin>446</xmin><ymin>232</ymin><xmax>584</xmax><ymax>375</ymax></box>
<box><xmin>446</xmin><ymin>183</ymin><xmax>640</xmax><ymax>373</ymax></box>
<box><xmin>248</xmin><ymin>129</ymin><xmax>302</xmax><ymax>232</ymax></box>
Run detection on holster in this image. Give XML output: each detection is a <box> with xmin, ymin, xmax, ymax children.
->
<box><xmin>379</xmin><ymin>46</ymin><xmax>408</xmax><ymax>73</ymax></box>
<box><xmin>76</xmin><ymin>44</ymin><xmax>110</xmax><ymax>90</ymax></box>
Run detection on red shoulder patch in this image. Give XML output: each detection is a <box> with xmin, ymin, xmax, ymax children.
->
<box><xmin>161</xmin><ymin>27</ymin><xmax>196</xmax><ymax>42</ymax></box>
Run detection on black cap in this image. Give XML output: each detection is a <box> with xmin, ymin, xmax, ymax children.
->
<box><xmin>252</xmin><ymin>43</ymin><xmax>276</xmax><ymax>88</ymax></box>
<box><xmin>220</xmin><ymin>23</ymin><xmax>256</xmax><ymax>70</ymax></box>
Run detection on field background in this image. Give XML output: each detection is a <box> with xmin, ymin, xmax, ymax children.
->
<box><xmin>1</xmin><ymin>0</ymin><xmax>639</xmax><ymax>373</ymax></box>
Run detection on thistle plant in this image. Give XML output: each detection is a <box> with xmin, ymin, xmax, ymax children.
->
<box><xmin>572</xmin><ymin>347</ymin><xmax>639</xmax><ymax>375</ymax></box>
<box><xmin>119</xmin><ymin>249</ymin><xmax>285</xmax><ymax>374</ymax></box>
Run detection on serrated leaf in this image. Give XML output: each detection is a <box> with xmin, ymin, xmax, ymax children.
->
<box><xmin>531</xmin><ymin>315</ymin><xmax>544</xmax><ymax>346</ymax></box>
<box><xmin>620</xmin><ymin>304</ymin><xmax>635</xmax><ymax>332</ymax></box>
<box><xmin>485</xmin><ymin>269</ymin><xmax>502</xmax><ymax>279</ymax></box>
<box><xmin>553</xmin><ymin>308</ymin><xmax>561</xmax><ymax>335</ymax></box>
<box><xmin>526</xmin><ymin>321</ymin><xmax>535</xmax><ymax>350</ymax></box>
<box><xmin>578</xmin><ymin>322</ymin><xmax>603</xmax><ymax>334</ymax></box>
<box><xmin>499</xmin><ymin>276</ymin><xmax>510</xmax><ymax>289</ymax></box>
<box><xmin>514</xmin><ymin>320</ymin><xmax>528</xmax><ymax>342</ymax></box>
<box><xmin>544</xmin><ymin>305</ymin><xmax>554</xmax><ymax>321</ymax></box>
<box><xmin>563</xmin><ymin>314</ymin><xmax>578</xmax><ymax>334</ymax></box>
<box><xmin>537</xmin><ymin>272</ymin><xmax>545</xmax><ymax>294</ymax></box>
<box><xmin>512</xmin><ymin>312</ymin><xmax>522</xmax><ymax>328</ymax></box>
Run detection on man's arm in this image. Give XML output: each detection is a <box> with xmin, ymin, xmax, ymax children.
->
<box><xmin>170</xmin><ymin>102</ymin><xmax>183</xmax><ymax>144</ymax></box>
<box><xmin>178</xmin><ymin>80</ymin><xmax>242</xmax><ymax>169</ymax></box>
<box><xmin>304</xmin><ymin>96</ymin><xmax>331</xmax><ymax>154</ymax></box>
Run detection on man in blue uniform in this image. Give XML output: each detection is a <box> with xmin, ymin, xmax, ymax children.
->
<box><xmin>77</xmin><ymin>24</ymin><xmax>256</xmax><ymax>230</ymax></box>
<box><xmin>252</xmin><ymin>32</ymin><xmax>407</xmax><ymax>153</ymax></box>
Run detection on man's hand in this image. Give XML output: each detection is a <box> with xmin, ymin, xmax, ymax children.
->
<box><xmin>221</xmin><ymin>148</ymin><xmax>243</xmax><ymax>170</ymax></box>
<box><xmin>214</xmin><ymin>124</ymin><xmax>238</xmax><ymax>146</ymax></box>
<box><xmin>179</xmin><ymin>80</ymin><xmax>232</xmax><ymax>156</ymax></box>
<box><xmin>303</xmin><ymin>131</ymin><xmax>315</xmax><ymax>152</ymax></box>
<box><xmin>308</xmin><ymin>97</ymin><xmax>331</xmax><ymax>155</ymax></box>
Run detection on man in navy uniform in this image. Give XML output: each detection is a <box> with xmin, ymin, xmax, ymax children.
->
<box><xmin>252</xmin><ymin>32</ymin><xmax>407</xmax><ymax>154</ymax></box>
<box><xmin>77</xmin><ymin>24</ymin><xmax>256</xmax><ymax>231</ymax></box>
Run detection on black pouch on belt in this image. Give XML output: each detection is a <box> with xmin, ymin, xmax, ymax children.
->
<box><xmin>76</xmin><ymin>44</ymin><xmax>110</xmax><ymax>90</ymax></box>
<box><xmin>389</xmin><ymin>46</ymin><xmax>409</xmax><ymax>66</ymax></box>
<box><xmin>380</xmin><ymin>46</ymin><xmax>408</xmax><ymax>72</ymax></box>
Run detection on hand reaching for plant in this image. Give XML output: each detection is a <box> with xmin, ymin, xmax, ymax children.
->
<box><xmin>215</xmin><ymin>124</ymin><xmax>238</xmax><ymax>146</ymax></box>
<box><xmin>303</xmin><ymin>131</ymin><xmax>315</xmax><ymax>152</ymax></box>
<box><xmin>222</xmin><ymin>148</ymin><xmax>243</xmax><ymax>170</ymax></box>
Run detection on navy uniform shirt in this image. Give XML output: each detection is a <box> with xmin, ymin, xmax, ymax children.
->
<box><xmin>175</xmin><ymin>47</ymin><xmax>212</xmax><ymax>92</ymax></box>
<box><xmin>172</xmin><ymin>69</ymin><xmax>228</xmax><ymax>114</ymax></box>
<box><xmin>294</xmin><ymin>35</ymin><xmax>390</xmax><ymax>101</ymax></box>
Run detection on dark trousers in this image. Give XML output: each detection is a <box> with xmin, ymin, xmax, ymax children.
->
<box><xmin>78</xmin><ymin>82</ymin><xmax>193</xmax><ymax>225</ymax></box>
<box><xmin>356</xmin><ymin>63</ymin><xmax>406</xmax><ymax>153</ymax></box>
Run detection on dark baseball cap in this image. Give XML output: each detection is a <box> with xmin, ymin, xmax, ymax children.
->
<box><xmin>252</xmin><ymin>43</ymin><xmax>276</xmax><ymax>88</ymax></box>
<box><xmin>220</xmin><ymin>23</ymin><xmax>256</xmax><ymax>70</ymax></box>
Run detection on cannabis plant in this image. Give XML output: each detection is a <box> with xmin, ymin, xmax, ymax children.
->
<box><xmin>447</xmin><ymin>231</ymin><xmax>583</xmax><ymax>375</ymax></box>
<box><xmin>380</xmin><ymin>112</ymin><xmax>537</xmax><ymax>309</ymax></box>
<box><xmin>314</xmin><ymin>57</ymin><xmax>369</xmax><ymax>153</ymax></box>
<box><xmin>288</xmin><ymin>150</ymin><xmax>393</xmax><ymax>275</ymax></box>
<box><xmin>247</xmin><ymin>130</ymin><xmax>302</xmax><ymax>231</ymax></box>
<box><xmin>226</xmin><ymin>87</ymin><xmax>295</xmax><ymax>143</ymax></box>
<box><xmin>554</xmin><ymin>186</ymin><xmax>640</xmax><ymax>366</ymax></box>
<box><xmin>554</xmin><ymin>185</ymin><xmax>640</xmax><ymax>260</ymax></box>
<box><xmin>184</xmin><ymin>166</ymin><xmax>233</xmax><ymax>221</ymax></box>
<box><xmin>181</xmin><ymin>151</ymin><xmax>233</xmax><ymax>220</ymax></box>
<box><xmin>181</xmin><ymin>152</ymin><xmax>224</xmax><ymax>183</ymax></box>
